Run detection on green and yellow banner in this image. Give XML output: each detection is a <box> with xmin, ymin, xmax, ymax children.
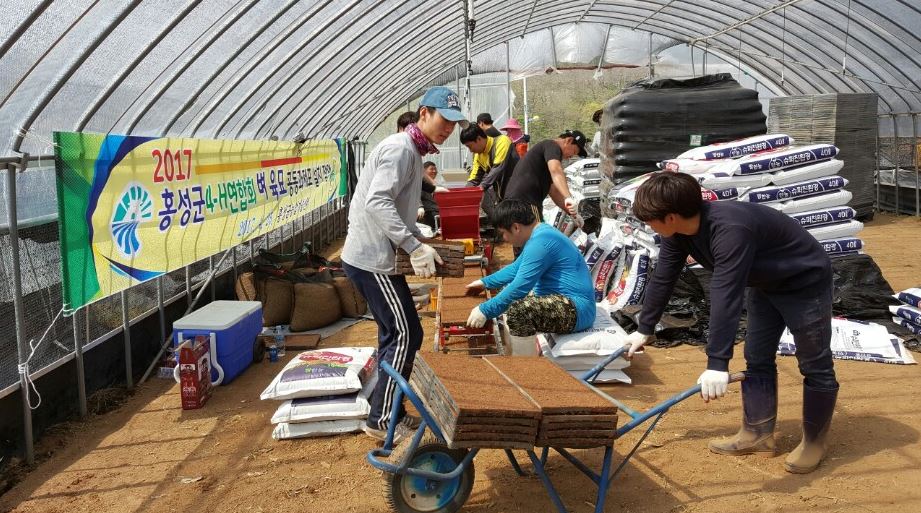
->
<box><xmin>54</xmin><ymin>132</ymin><xmax>347</xmax><ymax>312</ymax></box>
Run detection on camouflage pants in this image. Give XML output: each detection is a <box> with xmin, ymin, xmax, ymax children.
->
<box><xmin>506</xmin><ymin>294</ymin><xmax>577</xmax><ymax>336</ymax></box>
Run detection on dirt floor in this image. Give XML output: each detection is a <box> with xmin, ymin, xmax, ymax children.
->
<box><xmin>1</xmin><ymin>213</ymin><xmax>920</xmax><ymax>513</ymax></box>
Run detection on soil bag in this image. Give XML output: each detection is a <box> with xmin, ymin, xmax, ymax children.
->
<box><xmin>271</xmin><ymin>373</ymin><xmax>377</xmax><ymax>424</ymax></box>
<box><xmin>769</xmin><ymin>159</ymin><xmax>844</xmax><ymax>186</ymax></box>
<box><xmin>710</xmin><ymin>144</ymin><xmax>839</xmax><ymax>176</ymax></box>
<box><xmin>675</xmin><ymin>133</ymin><xmax>793</xmax><ymax>161</ymax></box>
<box><xmin>894</xmin><ymin>288</ymin><xmax>921</xmax><ymax>308</ymax></box>
<box><xmin>789</xmin><ymin>206</ymin><xmax>856</xmax><ymax>228</ymax></box>
<box><xmin>806</xmin><ymin>220</ymin><xmax>863</xmax><ymax>240</ymax></box>
<box><xmin>741</xmin><ymin>176</ymin><xmax>847</xmax><ymax>204</ymax></box>
<box><xmin>260</xmin><ymin>347</ymin><xmax>376</xmax><ymax>401</ymax></box>
<box><xmin>770</xmin><ymin>190</ymin><xmax>853</xmax><ymax>214</ymax></box>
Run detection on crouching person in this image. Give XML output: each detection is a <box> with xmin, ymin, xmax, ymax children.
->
<box><xmin>465</xmin><ymin>199</ymin><xmax>595</xmax><ymax>352</ymax></box>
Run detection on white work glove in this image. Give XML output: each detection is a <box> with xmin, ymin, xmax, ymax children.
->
<box><xmin>434</xmin><ymin>186</ymin><xmax>449</xmax><ymax>193</ymax></box>
<box><xmin>466</xmin><ymin>306</ymin><xmax>487</xmax><ymax>328</ymax></box>
<box><xmin>563</xmin><ymin>196</ymin><xmax>579</xmax><ymax>216</ymax></box>
<box><xmin>465</xmin><ymin>279</ymin><xmax>485</xmax><ymax>296</ymax></box>
<box><xmin>697</xmin><ymin>370</ymin><xmax>730</xmax><ymax>402</ymax></box>
<box><xmin>417</xmin><ymin>207</ymin><xmax>425</xmax><ymax>220</ymax></box>
<box><xmin>624</xmin><ymin>332</ymin><xmax>652</xmax><ymax>359</ymax></box>
<box><xmin>409</xmin><ymin>243</ymin><xmax>443</xmax><ymax>278</ymax></box>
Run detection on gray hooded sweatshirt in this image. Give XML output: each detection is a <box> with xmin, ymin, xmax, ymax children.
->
<box><xmin>341</xmin><ymin>132</ymin><xmax>424</xmax><ymax>274</ymax></box>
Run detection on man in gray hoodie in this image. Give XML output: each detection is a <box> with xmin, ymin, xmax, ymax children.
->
<box><xmin>341</xmin><ymin>86</ymin><xmax>467</xmax><ymax>443</ymax></box>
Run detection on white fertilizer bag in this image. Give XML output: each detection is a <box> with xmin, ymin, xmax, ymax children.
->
<box><xmin>272</xmin><ymin>419</ymin><xmax>365</xmax><ymax>440</ymax></box>
<box><xmin>769</xmin><ymin>190</ymin><xmax>853</xmax><ymax>214</ymax></box>
<box><xmin>542</xmin><ymin>307</ymin><xmax>629</xmax><ymax>357</ymax></box>
<box><xmin>806</xmin><ymin>220</ymin><xmax>863</xmax><ymax>240</ymax></box>
<box><xmin>696</xmin><ymin>172</ymin><xmax>772</xmax><ymax>190</ymax></box>
<box><xmin>710</xmin><ymin>144</ymin><xmax>838</xmax><ymax>176</ymax></box>
<box><xmin>892</xmin><ymin>317</ymin><xmax>921</xmax><ymax>335</ymax></box>
<box><xmin>271</xmin><ymin>373</ymin><xmax>377</xmax><ymax>424</ymax></box>
<box><xmin>675</xmin><ymin>134</ymin><xmax>794</xmax><ymax>161</ymax></box>
<box><xmin>890</xmin><ymin>304</ymin><xmax>921</xmax><ymax>326</ymax></box>
<box><xmin>660</xmin><ymin>158</ymin><xmax>727</xmax><ymax>174</ymax></box>
<box><xmin>260</xmin><ymin>347</ymin><xmax>376</xmax><ymax>401</ymax></box>
<box><xmin>789</xmin><ymin>206</ymin><xmax>856</xmax><ymax>228</ymax></box>
<box><xmin>819</xmin><ymin>237</ymin><xmax>864</xmax><ymax>256</ymax></box>
<box><xmin>894</xmin><ymin>288</ymin><xmax>921</xmax><ymax>308</ymax></box>
<box><xmin>742</xmin><ymin>176</ymin><xmax>847</xmax><ymax>204</ymax></box>
<box><xmin>537</xmin><ymin>335</ymin><xmax>631</xmax><ymax>370</ymax></box>
<box><xmin>778</xmin><ymin>318</ymin><xmax>916</xmax><ymax>365</ymax></box>
<box><xmin>606</xmin><ymin>248</ymin><xmax>652</xmax><ymax>312</ymax></box>
<box><xmin>709</xmin><ymin>186</ymin><xmax>750</xmax><ymax>201</ymax></box>
<box><xmin>769</xmin><ymin>159</ymin><xmax>844</xmax><ymax>186</ymax></box>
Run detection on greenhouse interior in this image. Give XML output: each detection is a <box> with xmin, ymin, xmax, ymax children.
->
<box><xmin>1</xmin><ymin>1</ymin><xmax>920</xmax><ymax>512</ymax></box>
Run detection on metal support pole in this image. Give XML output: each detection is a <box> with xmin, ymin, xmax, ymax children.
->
<box><xmin>523</xmin><ymin>76</ymin><xmax>530</xmax><ymax>134</ymax></box>
<box><xmin>185</xmin><ymin>265</ymin><xmax>192</xmax><ymax>309</ymax></box>
<box><xmin>157</xmin><ymin>276</ymin><xmax>166</xmax><ymax>357</ymax></box>
<box><xmin>912</xmin><ymin>113</ymin><xmax>919</xmax><ymax>217</ymax></box>
<box><xmin>72</xmin><ymin>307</ymin><xmax>87</xmax><ymax>418</ymax></box>
<box><xmin>505</xmin><ymin>42</ymin><xmax>512</xmax><ymax>118</ymax></box>
<box><xmin>876</xmin><ymin>117</ymin><xmax>881</xmax><ymax>212</ymax></box>
<box><xmin>7</xmin><ymin>156</ymin><xmax>35</xmax><ymax>464</ymax></box>
<box><xmin>121</xmin><ymin>290</ymin><xmax>133</xmax><ymax>390</ymax></box>
<box><xmin>208</xmin><ymin>255</ymin><xmax>216</xmax><ymax>302</ymax></box>
<box><xmin>893</xmin><ymin>115</ymin><xmax>901</xmax><ymax>214</ymax></box>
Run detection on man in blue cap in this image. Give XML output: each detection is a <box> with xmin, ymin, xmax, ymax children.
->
<box><xmin>342</xmin><ymin>86</ymin><xmax>467</xmax><ymax>443</ymax></box>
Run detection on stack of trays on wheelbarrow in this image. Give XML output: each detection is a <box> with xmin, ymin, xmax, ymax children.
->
<box><xmin>395</xmin><ymin>240</ymin><xmax>466</xmax><ymax>277</ymax></box>
<box><xmin>485</xmin><ymin>357</ymin><xmax>619</xmax><ymax>448</ymax></box>
<box><xmin>410</xmin><ymin>354</ymin><xmax>540</xmax><ymax>449</ymax></box>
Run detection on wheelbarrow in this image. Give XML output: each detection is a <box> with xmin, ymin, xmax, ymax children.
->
<box><xmin>367</xmin><ymin>347</ymin><xmax>744</xmax><ymax>513</ymax></box>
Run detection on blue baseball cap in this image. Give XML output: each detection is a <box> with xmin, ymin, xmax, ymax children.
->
<box><xmin>420</xmin><ymin>86</ymin><xmax>469</xmax><ymax>126</ymax></box>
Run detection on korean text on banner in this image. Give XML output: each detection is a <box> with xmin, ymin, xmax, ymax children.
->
<box><xmin>54</xmin><ymin>132</ymin><xmax>348</xmax><ymax>312</ymax></box>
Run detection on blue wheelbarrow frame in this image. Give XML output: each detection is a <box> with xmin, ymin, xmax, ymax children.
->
<box><xmin>368</xmin><ymin>347</ymin><xmax>744</xmax><ymax>513</ymax></box>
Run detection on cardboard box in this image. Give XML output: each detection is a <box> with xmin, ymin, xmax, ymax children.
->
<box><xmin>179</xmin><ymin>336</ymin><xmax>213</xmax><ymax>410</ymax></box>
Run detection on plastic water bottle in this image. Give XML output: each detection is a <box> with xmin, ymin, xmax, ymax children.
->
<box><xmin>268</xmin><ymin>343</ymin><xmax>278</xmax><ymax>363</ymax></box>
<box><xmin>274</xmin><ymin>326</ymin><xmax>286</xmax><ymax>357</ymax></box>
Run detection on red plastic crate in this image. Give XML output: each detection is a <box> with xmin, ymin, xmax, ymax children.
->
<box><xmin>435</xmin><ymin>187</ymin><xmax>483</xmax><ymax>240</ymax></box>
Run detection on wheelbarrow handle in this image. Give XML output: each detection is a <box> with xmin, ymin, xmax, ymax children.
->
<box><xmin>729</xmin><ymin>371</ymin><xmax>746</xmax><ymax>383</ymax></box>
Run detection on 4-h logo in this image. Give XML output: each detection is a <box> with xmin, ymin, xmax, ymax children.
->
<box><xmin>111</xmin><ymin>183</ymin><xmax>153</xmax><ymax>257</ymax></box>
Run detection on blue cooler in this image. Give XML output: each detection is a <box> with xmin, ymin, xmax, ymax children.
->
<box><xmin>173</xmin><ymin>301</ymin><xmax>262</xmax><ymax>385</ymax></box>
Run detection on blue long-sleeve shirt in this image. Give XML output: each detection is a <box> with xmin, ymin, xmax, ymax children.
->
<box><xmin>480</xmin><ymin>223</ymin><xmax>596</xmax><ymax>331</ymax></box>
<box><xmin>637</xmin><ymin>201</ymin><xmax>832</xmax><ymax>372</ymax></box>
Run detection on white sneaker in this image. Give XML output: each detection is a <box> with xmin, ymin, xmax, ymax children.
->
<box><xmin>363</xmin><ymin>422</ymin><xmax>413</xmax><ymax>444</ymax></box>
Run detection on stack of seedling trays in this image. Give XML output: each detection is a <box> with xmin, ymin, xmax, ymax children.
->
<box><xmin>395</xmin><ymin>240</ymin><xmax>466</xmax><ymax>277</ymax></box>
<box><xmin>434</xmin><ymin>269</ymin><xmax>499</xmax><ymax>354</ymax></box>
<box><xmin>486</xmin><ymin>357</ymin><xmax>619</xmax><ymax>448</ymax></box>
<box><xmin>411</xmin><ymin>354</ymin><xmax>540</xmax><ymax>449</ymax></box>
<box><xmin>409</xmin><ymin>354</ymin><xmax>619</xmax><ymax>450</ymax></box>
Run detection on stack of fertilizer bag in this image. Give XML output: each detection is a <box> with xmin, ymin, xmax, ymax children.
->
<box><xmin>565</xmin><ymin>158</ymin><xmax>602</xmax><ymax>201</ymax></box>
<box><xmin>260</xmin><ymin>347</ymin><xmax>378</xmax><ymax>440</ymax></box>
<box><xmin>891</xmin><ymin>287</ymin><xmax>921</xmax><ymax>338</ymax></box>
<box><xmin>536</xmin><ymin>304</ymin><xmax>633</xmax><ymax>383</ymax></box>
<box><xmin>660</xmin><ymin>134</ymin><xmax>864</xmax><ymax>257</ymax></box>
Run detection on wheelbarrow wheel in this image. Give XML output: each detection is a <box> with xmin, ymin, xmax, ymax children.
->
<box><xmin>382</xmin><ymin>432</ymin><xmax>474</xmax><ymax>513</ymax></box>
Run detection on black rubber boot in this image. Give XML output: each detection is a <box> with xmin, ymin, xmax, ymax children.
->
<box><xmin>709</xmin><ymin>373</ymin><xmax>777</xmax><ymax>456</ymax></box>
<box><xmin>784</xmin><ymin>385</ymin><xmax>838</xmax><ymax>473</ymax></box>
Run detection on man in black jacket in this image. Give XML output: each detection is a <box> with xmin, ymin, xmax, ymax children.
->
<box><xmin>624</xmin><ymin>172</ymin><xmax>838</xmax><ymax>474</ymax></box>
